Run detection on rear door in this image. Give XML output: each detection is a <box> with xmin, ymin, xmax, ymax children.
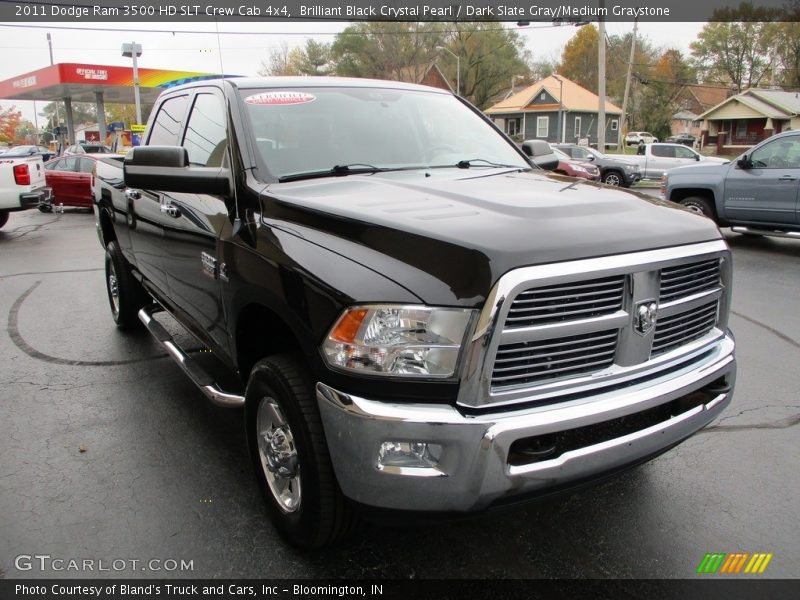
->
<box><xmin>44</xmin><ymin>157</ymin><xmax>86</xmax><ymax>205</ymax></box>
<box><xmin>128</xmin><ymin>93</ymin><xmax>191</xmax><ymax>297</ymax></box>
<box><xmin>723</xmin><ymin>135</ymin><xmax>800</xmax><ymax>226</ymax></box>
<box><xmin>159</xmin><ymin>89</ymin><xmax>232</xmax><ymax>353</ymax></box>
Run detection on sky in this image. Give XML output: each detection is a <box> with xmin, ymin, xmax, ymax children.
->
<box><xmin>0</xmin><ymin>20</ymin><xmax>705</xmax><ymax>126</ymax></box>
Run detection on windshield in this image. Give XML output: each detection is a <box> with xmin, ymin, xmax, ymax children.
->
<box><xmin>240</xmin><ymin>86</ymin><xmax>529</xmax><ymax>180</ymax></box>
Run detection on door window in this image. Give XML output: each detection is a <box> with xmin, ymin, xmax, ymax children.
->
<box><xmin>651</xmin><ymin>145</ymin><xmax>674</xmax><ymax>158</ymax></box>
<box><xmin>182</xmin><ymin>93</ymin><xmax>228</xmax><ymax>167</ymax></box>
<box><xmin>674</xmin><ymin>146</ymin><xmax>697</xmax><ymax>159</ymax></box>
<box><xmin>148</xmin><ymin>95</ymin><xmax>190</xmax><ymax>146</ymax></box>
<box><xmin>78</xmin><ymin>158</ymin><xmax>95</xmax><ymax>173</ymax></box>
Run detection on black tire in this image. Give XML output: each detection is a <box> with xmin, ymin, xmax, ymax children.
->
<box><xmin>0</xmin><ymin>210</ymin><xmax>8</xmax><ymax>229</ymax></box>
<box><xmin>680</xmin><ymin>196</ymin><xmax>716</xmax><ymax>222</ymax></box>
<box><xmin>602</xmin><ymin>170</ymin><xmax>624</xmax><ymax>186</ymax></box>
<box><xmin>38</xmin><ymin>203</ymin><xmax>52</xmax><ymax>213</ymax></box>
<box><xmin>245</xmin><ymin>354</ymin><xmax>357</xmax><ymax>549</ymax></box>
<box><xmin>104</xmin><ymin>241</ymin><xmax>147</xmax><ymax>330</ymax></box>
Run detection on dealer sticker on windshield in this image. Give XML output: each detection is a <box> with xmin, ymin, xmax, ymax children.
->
<box><xmin>244</xmin><ymin>91</ymin><xmax>316</xmax><ymax>106</ymax></box>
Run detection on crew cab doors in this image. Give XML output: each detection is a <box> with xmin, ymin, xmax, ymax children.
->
<box><xmin>127</xmin><ymin>88</ymin><xmax>232</xmax><ymax>353</ymax></box>
<box><xmin>723</xmin><ymin>135</ymin><xmax>800</xmax><ymax>226</ymax></box>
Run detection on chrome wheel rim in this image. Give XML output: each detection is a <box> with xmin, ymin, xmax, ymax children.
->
<box><xmin>685</xmin><ymin>203</ymin><xmax>704</xmax><ymax>215</ymax></box>
<box><xmin>257</xmin><ymin>396</ymin><xmax>301</xmax><ymax>513</ymax></box>
<box><xmin>107</xmin><ymin>258</ymin><xmax>120</xmax><ymax>314</ymax></box>
<box><xmin>605</xmin><ymin>173</ymin><xmax>621</xmax><ymax>186</ymax></box>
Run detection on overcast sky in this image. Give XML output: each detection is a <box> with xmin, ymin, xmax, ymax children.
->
<box><xmin>0</xmin><ymin>20</ymin><xmax>705</xmax><ymax>125</ymax></box>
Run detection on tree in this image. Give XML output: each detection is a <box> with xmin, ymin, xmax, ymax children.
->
<box><xmin>260</xmin><ymin>40</ymin><xmax>333</xmax><ymax>77</ymax></box>
<box><xmin>636</xmin><ymin>50</ymin><xmax>696</xmax><ymax>140</ymax></box>
<box><xmin>690</xmin><ymin>4</ymin><xmax>780</xmax><ymax>93</ymax></box>
<box><xmin>0</xmin><ymin>104</ymin><xmax>22</xmax><ymax>144</ymax></box>
<box><xmin>260</xmin><ymin>41</ymin><xmax>298</xmax><ymax>76</ymax></box>
<box><xmin>557</xmin><ymin>25</ymin><xmax>599</xmax><ymax>93</ymax></box>
<box><xmin>445</xmin><ymin>24</ymin><xmax>531</xmax><ymax>109</ymax></box>
<box><xmin>774</xmin><ymin>21</ymin><xmax>800</xmax><ymax>88</ymax></box>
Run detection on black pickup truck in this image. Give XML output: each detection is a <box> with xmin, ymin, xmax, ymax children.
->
<box><xmin>94</xmin><ymin>77</ymin><xmax>736</xmax><ymax>548</ymax></box>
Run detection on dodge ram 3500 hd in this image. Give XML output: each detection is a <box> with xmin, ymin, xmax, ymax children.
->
<box><xmin>95</xmin><ymin>77</ymin><xmax>736</xmax><ymax>548</ymax></box>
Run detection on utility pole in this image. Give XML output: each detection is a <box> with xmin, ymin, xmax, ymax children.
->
<box><xmin>597</xmin><ymin>0</ymin><xmax>606</xmax><ymax>151</ymax></box>
<box><xmin>618</xmin><ymin>18</ymin><xmax>638</xmax><ymax>148</ymax></box>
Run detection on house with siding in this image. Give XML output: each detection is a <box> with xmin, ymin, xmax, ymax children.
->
<box><xmin>393</xmin><ymin>62</ymin><xmax>453</xmax><ymax>93</ymax></box>
<box><xmin>697</xmin><ymin>88</ymin><xmax>800</xmax><ymax>154</ymax></box>
<box><xmin>670</xmin><ymin>84</ymin><xmax>732</xmax><ymax>137</ymax></box>
<box><xmin>484</xmin><ymin>75</ymin><xmax>622</xmax><ymax>146</ymax></box>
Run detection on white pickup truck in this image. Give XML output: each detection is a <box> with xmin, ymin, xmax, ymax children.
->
<box><xmin>0</xmin><ymin>154</ymin><xmax>51</xmax><ymax>229</ymax></box>
<box><xmin>625</xmin><ymin>143</ymin><xmax>729</xmax><ymax>180</ymax></box>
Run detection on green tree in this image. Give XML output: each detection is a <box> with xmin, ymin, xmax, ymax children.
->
<box><xmin>690</xmin><ymin>3</ymin><xmax>780</xmax><ymax>92</ymax></box>
<box><xmin>636</xmin><ymin>50</ymin><xmax>696</xmax><ymax>140</ymax></box>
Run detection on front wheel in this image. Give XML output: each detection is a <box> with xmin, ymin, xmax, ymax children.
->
<box><xmin>104</xmin><ymin>241</ymin><xmax>147</xmax><ymax>330</ymax></box>
<box><xmin>680</xmin><ymin>196</ymin><xmax>716</xmax><ymax>222</ymax></box>
<box><xmin>246</xmin><ymin>355</ymin><xmax>356</xmax><ymax>548</ymax></box>
<box><xmin>602</xmin><ymin>171</ymin><xmax>623</xmax><ymax>186</ymax></box>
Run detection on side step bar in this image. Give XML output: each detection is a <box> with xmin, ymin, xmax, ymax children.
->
<box><xmin>731</xmin><ymin>226</ymin><xmax>800</xmax><ymax>239</ymax></box>
<box><xmin>138</xmin><ymin>305</ymin><xmax>245</xmax><ymax>408</ymax></box>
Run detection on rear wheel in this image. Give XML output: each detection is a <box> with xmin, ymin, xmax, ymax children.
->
<box><xmin>0</xmin><ymin>211</ymin><xmax>8</xmax><ymax>229</ymax></box>
<box><xmin>104</xmin><ymin>241</ymin><xmax>147</xmax><ymax>330</ymax></box>
<box><xmin>38</xmin><ymin>203</ymin><xmax>52</xmax><ymax>213</ymax></box>
<box><xmin>680</xmin><ymin>196</ymin><xmax>716</xmax><ymax>222</ymax></box>
<box><xmin>245</xmin><ymin>354</ymin><xmax>357</xmax><ymax>548</ymax></box>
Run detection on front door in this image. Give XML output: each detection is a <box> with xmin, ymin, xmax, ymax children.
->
<box><xmin>723</xmin><ymin>135</ymin><xmax>800</xmax><ymax>226</ymax></box>
<box><xmin>159</xmin><ymin>90</ymin><xmax>232</xmax><ymax>354</ymax></box>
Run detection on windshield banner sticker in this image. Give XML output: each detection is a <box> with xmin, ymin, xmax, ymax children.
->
<box><xmin>244</xmin><ymin>91</ymin><xmax>316</xmax><ymax>106</ymax></box>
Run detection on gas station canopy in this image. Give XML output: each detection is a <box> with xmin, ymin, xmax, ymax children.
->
<box><xmin>0</xmin><ymin>63</ymin><xmax>221</xmax><ymax>104</ymax></box>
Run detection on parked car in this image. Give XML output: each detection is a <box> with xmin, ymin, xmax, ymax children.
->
<box><xmin>625</xmin><ymin>131</ymin><xmax>658</xmax><ymax>146</ymax></box>
<box><xmin>553</xmin><ymin>143</ymin><xmax>641</xmax><ymax>187</ymax></box>
<box><xmin>665</xmin><ymin>133</ymin><xmax>697</xmax><ymax>146</ymax></box>
<box><xmin>0</xmin><ymin>154</ymin><xmax>50</xmax><ymax>228</ymax></box>
<box><xmin>3</xmin><ymin>144</ymin><xmax>56</xmax><ymax>162</ymax></box>
<box><xmin>551</xmin><ymin>147</ymin><xmax>600</xmax><ymax>181</ymax></box>
<box><xmin>41</xmin><ymin>154</ymin><xmax>121</xmax><ymax>210</ymax></box>
<box><xmin>625</xmin><ymin>143</ymin><xmax>729</xmax><ymax>180</ymax></box>
<box><xmin>663</xmin><ymin>129</ymin><xmax>800</xmax><ymax>238</ymax></box>
<box><xmin>96</xmin><ymin>76</ymin><xmax>735</xmax><ymax>548</ymax></box>
<box><xmin>63</xmin><ymin>142</ymin><xmax>113</xmax><ymax>156</ymax></box>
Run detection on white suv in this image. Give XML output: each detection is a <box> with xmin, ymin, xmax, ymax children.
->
<box><xmin>625</xmin><ymin>131</ymin><xmax>659</xmax><ymax>145</ymax></box>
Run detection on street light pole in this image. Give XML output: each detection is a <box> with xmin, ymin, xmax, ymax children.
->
<box><xmin>122</xmin><ymin>42</ymin><xmax>143</xmax><ymax>125</ymax></box>
<box><xmin>436</xmin><ymin>46</ymin><xmax>460</xmax><ymax>96</ymax></box>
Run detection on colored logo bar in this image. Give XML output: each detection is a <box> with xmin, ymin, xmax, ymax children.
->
<box><xmin>697</xmin><ymin>552</ymin><xmax>773</xmax><ymax>574</ymax></box>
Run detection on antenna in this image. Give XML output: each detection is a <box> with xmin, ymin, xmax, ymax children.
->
<box><xmin>215</xmin><ymin>19</ymin><xmax>225</xmax><ymax>78</ymax></box>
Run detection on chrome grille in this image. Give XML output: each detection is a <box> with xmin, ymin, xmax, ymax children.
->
<box><xmin>492</xmin><ymin>330</ymin><xmax>618</xmax><ymax>388</ymax></box>
<box><xmin>505</xmin><ymin>275</ymin><xmax>625</xmax><ymax>328</ymax></box>
<box><xmin>659</xmin><ymin>259</ymin><xmax>720</xmax><ymax>303</ymax></box>
<box><xmin>651</xmin><ymin>300</ymin><xmax>718</xmax><ymax>357</ymax></box>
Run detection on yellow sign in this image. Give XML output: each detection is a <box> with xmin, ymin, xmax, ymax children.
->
<box><xmin>130</xmin><ymin>124</ymin><xmax>146</xmax><ymax>133</ymax></box>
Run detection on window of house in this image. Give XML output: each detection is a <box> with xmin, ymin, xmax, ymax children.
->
<box><xmin>574</xmin><ymin>116</ymin><xmax>581</xmax><ymax>138</ymax></box>
<box><xmin>611</xmin><ymin>119</ymin><xmax>619</xmax><ymax>131</ymax></box>
<box><xmin>507</xmin><ymin>118</ymin><xmax>520</xmax><ymax>137</ymax></box>
<box><xmin>736</xmin><ymin>120</ymin><xmax>747</xmax><ymax>138</ymax></box>
<box><xmin>536</xmin><ymin>116</ymin><xmax>548</xmax><ymax>138</ymax></box>
<box><xmin>540</xmin><ymin>92</ymin><xmax>546</xmax><ymax>100</ymax></box>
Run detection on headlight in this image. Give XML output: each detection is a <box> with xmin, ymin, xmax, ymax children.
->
<box><xmin>572</xmin><ymin>164</ymin><xmax>588</xmax><ymax>173</ymax></box>
<box><xmin>625</xmin><ymin>164</ymin><xmax>636</xmax><ymax>171</ymax></box>
<box><xmin>322</xmin><ymin>305</ymin><xmax>475</xmax><ymax>378</ymax></box>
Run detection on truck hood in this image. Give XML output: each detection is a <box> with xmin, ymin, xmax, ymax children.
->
<box><xmin>262</xmin><ymin>168</ymin><xmax>722</xmax><ymax>306</ymax></box>
<box><xmin>668</xmin><ymin>162</ymin><xmax>729</xmax><ymax>177</ymax></box>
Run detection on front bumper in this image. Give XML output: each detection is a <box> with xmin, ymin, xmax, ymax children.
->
<box><xmin>317</xmin><ymin>335</ymin><xmax>735</xmax><ymax>512</ymax></box>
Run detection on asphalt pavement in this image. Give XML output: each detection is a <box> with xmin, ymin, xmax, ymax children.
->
<box><xmin>0</xmin><ymin>206</ymin><xmax>798</xmax><ymax>579</ymax></box>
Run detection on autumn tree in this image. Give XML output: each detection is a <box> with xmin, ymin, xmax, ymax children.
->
<box><xmin>690</xmin><ymin>4</ymin><xmax>780</xmax><ymax>92</ymax></box>
<box><xmin>557</xmin><ymin>24</ymin><xmax>599</xmax><ymax>93</ymax></box>
<box><xmin>0</xmin><ymin>104</ymin><xmax>22</xmax><ymax>144</ymax></box>
<box><xmin>636</xmin><ymin>50</ymin><xmax>696</xmax><ymax>140</ymax></box>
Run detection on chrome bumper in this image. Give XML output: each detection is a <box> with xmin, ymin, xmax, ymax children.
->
<box><xmin>317</xmin><ymin>335</ymin><xmax>735</xmax><ymax>512</ymax></box>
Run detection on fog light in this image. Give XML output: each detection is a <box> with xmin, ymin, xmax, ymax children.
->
<box><xmin>377</xmin><ymin>441</ymin><xmax>443</xmax><ymax>475</ymax></box>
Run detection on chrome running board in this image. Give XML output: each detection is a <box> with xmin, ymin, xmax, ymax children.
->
<box><xmin>138</xmin><ymin>305</ymin><xmax>245</xmax><ymax>408</ymax></box>
<box><xmin>731</xmin><ymin>226</ymin><xmax>800</xmax><ymax>239</ymax></box>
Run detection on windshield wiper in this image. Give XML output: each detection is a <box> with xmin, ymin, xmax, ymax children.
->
<box><xmin>278</xmin><ymin>163</ymin><xmax>387</xmax><ymax>183</ymax></box>
<box><xmin>455</xmin><ymin>158</ymin><xmax>529</xmax><ymax>170</ymax></box>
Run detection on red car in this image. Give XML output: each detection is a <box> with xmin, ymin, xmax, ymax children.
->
<box><xmin>40</xmin><ymin>155</ymin><xmax>99</xmax><ymax>211</ymax></box>
<box><xmin>552</xmin><ymin>147</ymin><xmax>601</xmax><ymax>181</ymax></box>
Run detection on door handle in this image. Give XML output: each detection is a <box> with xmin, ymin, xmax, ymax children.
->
<box><xmin>125</xmin><ymin>188</ymin><xmax>141</xmax><ymax>200</ymax></box>
<box><xmin>778</xmin><ymin>175</ymin><xmax>797</xmax><ymax>181</ymax></box>
<box><xmin>160</xmin><ymin>204</ymin><xmax>180</xmax><ymax>218</ymax></box>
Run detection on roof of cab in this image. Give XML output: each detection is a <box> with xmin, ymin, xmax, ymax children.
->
<box><xmin>165</xmin><ymin>76</ymin><xmax>453</xmax><ymax>95</ymax></box>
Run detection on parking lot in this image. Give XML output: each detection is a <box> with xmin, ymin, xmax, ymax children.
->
<box><xmin>1</xmin><ymin>206</ymin><xmax>798</xmax><ymax>579</ymax></box>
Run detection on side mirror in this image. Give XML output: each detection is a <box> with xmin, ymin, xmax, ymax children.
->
<box><xmin>737</xmin><ymin>155</ymin><xmax>751</xmax><ymax>169</ymax></box>
<box><xmin>694</xmin><ymin>154</ymin><xmax>700</xmax><ymax>161</ymax></box>
<box><xmin>124</xmin><ymin>145</ymin><xmax>230</xmax><ymax>196</ymax></box>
